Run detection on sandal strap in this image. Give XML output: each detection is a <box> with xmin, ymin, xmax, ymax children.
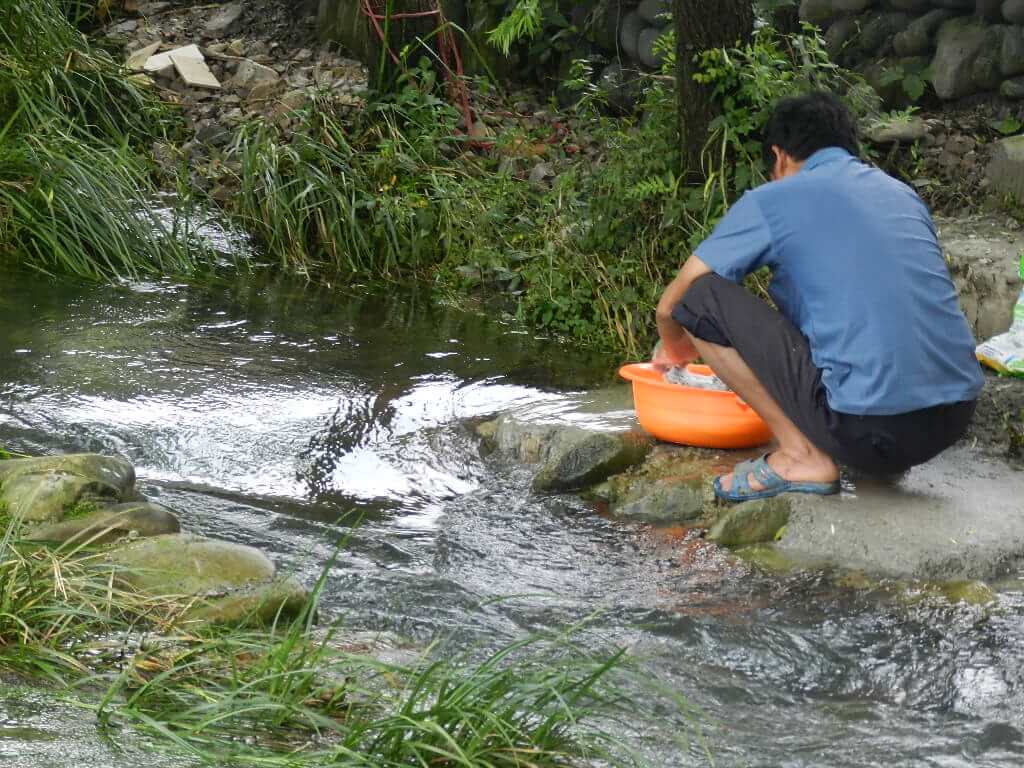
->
<box><xmin>752</xmin><ymin>455</ymin><xmax>783</xmax><ymax>487</ymax></box>
<box><xmin>731</xmin><ymin>465</ymin><xmax>753</xmax><ymax>496</ymax></box>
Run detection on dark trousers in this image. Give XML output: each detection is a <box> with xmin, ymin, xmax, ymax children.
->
<box><xmin>672</xmin><ymin>274</ymin><xmax>975</xmax><ymax>474</ymax></box>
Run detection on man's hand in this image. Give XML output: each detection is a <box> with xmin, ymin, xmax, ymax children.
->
<box><xmin>650</xmin><ymin>340</ymin><xmax>693</xmax><ymax>370</ymax></box>
<box><xmin>653</xmin><ymin>256</ymin><xmax>711</xmax><ymax>368</ymax></box>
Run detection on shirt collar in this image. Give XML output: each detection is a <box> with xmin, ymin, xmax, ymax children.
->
<box><xmin>801</xmin><ymin>147</ymin><xmax>852</xmax><ymax>172</ymax></box>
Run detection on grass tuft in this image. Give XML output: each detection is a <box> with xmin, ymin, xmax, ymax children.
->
<box><xmin>0</xmin><ymin>513</ymin><xmax>645</xmax><ymax>766</ymax></box>
<box><xmin>0</xmin><ymin>0</ymin><xmax>203</xmax><ymax>280</ymax></box>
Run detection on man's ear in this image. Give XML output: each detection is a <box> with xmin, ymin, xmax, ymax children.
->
<box><xmin>770</xmin><ymin>145</ymin><xmax>784</xmax><ymax>180</ymax></box>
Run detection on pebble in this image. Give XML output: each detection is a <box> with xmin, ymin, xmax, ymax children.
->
<box><xmin>529</xmin><ymin>162</ymin><xmax>554</xmax><ymax>186</ymax></box>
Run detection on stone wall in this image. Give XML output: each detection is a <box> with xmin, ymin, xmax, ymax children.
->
<box><xmin>800</xmin><ymin>0</ymin><xmax>1024</xmax><ymax>102</ymax></box>
<box><xmin>317</xmin><ymin>0</ymin><xmax>672</xmax><ymax>97</ymax></box>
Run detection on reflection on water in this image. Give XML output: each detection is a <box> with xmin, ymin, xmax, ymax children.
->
<box><xmin>1</xmin><ymin>264</ymin><xmax>1023</xmax><ymax>767</ymax></box>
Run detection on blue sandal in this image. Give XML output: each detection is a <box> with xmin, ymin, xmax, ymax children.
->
<box><xmin>713</xmin><ymin>454</ymin><xmax>840</xmax><ymax>503</ymax></box>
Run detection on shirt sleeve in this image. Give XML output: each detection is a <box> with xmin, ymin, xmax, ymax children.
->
<box><xmin>693</xmin><ymin>192</ymin><xmax>773</xmax><ymax>283</ymax></box>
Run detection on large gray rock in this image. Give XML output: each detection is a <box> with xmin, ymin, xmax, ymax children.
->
<box><xmin>108</xmin><ymin>533</ymin><xmax>276</xmax><ymax>595</ymax></box>
<box><xmin>1005</xmin><ymin>0</ymin><xmax>1024</xmax><ymax>24</ymax></box>
<box><xmin>939</xmin><ymin>214</ymin><xmax>1023</xmax><ymax>341</ymax></box>
<box><xmin>637</xmin><ymin>27</ymin><xmax>666</xmax><ymax>69</ymax></box>
<box><xmin>636</xmin><ymin>0</ymin><xmax>669</xmax><ymax>24</ymax></box>
<box><xmin>25</xmin><ymin>501</ymin><xmax>180</xmax><ymax>545</ymax></box>
<box><xmin>986</xmin><ymin>135</ymin><xmax>1024</xmax><ymax>202</ymax></box>
<box><xmin>619</xmin><ymin>10</ymin><xmax>645</xmax><ymax>60</ymax></box>
<box><xmin>931</xmin><ymin>18</ymin><xmax>990</xmax><ymax>99</ymax></box>
<box><xmin>1003</xmin><ymin>26</ymin><xmax>1024</xmax><ymax>74</ymax></box>
<box><xmin>863</xmin><ymin>115</ymin><xmax>928</xmax><ymax>144</ymax></box>
<box><xmin>800</xmin><ymin>0</ymin><xmax>840</xmax><ymax>27</ymax></box>
<box><xmin>978</xmin><ymin>0</ymin><xmax>1006</xmax><ymax>21</ymax></box>
<box><xmin>835</xmin><ymin>0</ymin><xmax>876</xmax><ymax>9</ymax></box>
<box><xmin>778</xmin><ymin>447</ymin><xmax>1024</xmax><ymax>580</ymax></box>
<box><xmin>893</xmin><ymin>9</ymin><xmax>955</xmax><ymax>56</ymax></box>
<box><xmin>0</xmin><ymin>454</ymin><xmax>136</xmax><ymax>524</ymax></box>
<box><xmin>203</xmin><ymin>2</ymin><xmax>245</xmax><ymax>37</ymax></box>
<box><xmin>973</xmin><ymin>34</ymin><xmax>1004</xmax><ymax>92</ymax></box>
<box><xmin>477</xmin><ymin>413</ymin><xmax>650</xmax><ymax>494</ymax></box>
<box><xmin>859</xmin><ymin>11</ymin><xmax>911</xmax><ymax>55</ymax></box>
<box><xmin>708</xmin><ymin>498</ymin><xmax>791</xmax><ymax>547</ymax></box>
<box><xmin>931</xmin><ymin>0</ymin><xmax>973</xmax><ymax>8</ymax></box>
<box><xmin>1001</xmin><ymin>74</ymin><xmax>1024</xmax><ymax>96</ymax></box>
<box><xmin>887</xmin><ymin>0</ymin><xmax>930</xmax><ymax>10</ymax></box>
<box><xmin>826</xmin><ymin>16</ymin><xmax>861</xmax><ymax>62</ymax></box>
<box><xmin>532</xmin><ymin>430</ymin><xmax>651</xmax><ymax>493</ymax></box>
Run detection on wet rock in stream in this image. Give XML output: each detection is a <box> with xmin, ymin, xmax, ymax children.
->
<box><xmin>477</xmin><ymin>414</ymin><xmax>652</xmax><ymax>492</ymax></box>
<box><xmin>707</xmin><ymin>497</ymin><xmax>792</xmax><ymax>547</ymax></box>
<box><xmin>601</xmin><ymin>445</ymin><xmax>720</xmax><ymax>522</ymax></box>
<box><xmin>0</xmin><ymin>452</ymin><xmax>310</xmax><ymax>627</ymax></box>
<box><xmin>0</xmin><ymin>454</ymin><xmax>137</xmax><ymax>524</ymax></box>
<box><xmin>24</xmin><ymin>501</ymin><xmax>180</xmax><ymax>545</ymax></box>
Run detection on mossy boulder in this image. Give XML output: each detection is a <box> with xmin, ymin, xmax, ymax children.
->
<box><xmin>707</xmin><ymin>497</ymin><xmax>792</xmax><ymax>547</ymax></box>
<box><xmin>532</xmin><ymin>430</ymin><xmax>651</xmax><ymax>493</ymax></box>
<box><xmin>184</xmin><ymin>576</ymin><xmax>311</xmax><ymax>627</ymax></box>
<box><xmin>24</xmin><ymin>501</ymin><xmax>180</xmax><ymax>545</ymax></box>
<box><xmin>604</xmin><ymin>446</ymin><xmax>720</xmax><ymax>522</ymax></box>
<box><xmin>107</xmin><ymin>533</ymin><xmax>276</xmax><ymax>595</ymax></box>
<box><xmin>0</xmin><ymin>454</ymin><xmax>136</xmax><ymax>524</ymax></box>
<box><xmin>107</xmin><ymin>533</ymin><xmax>311</xmax><ymax>626</ymax></box>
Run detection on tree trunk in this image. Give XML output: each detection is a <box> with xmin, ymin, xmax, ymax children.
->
<box><xmin>673</xmin><ymin>0</ymin><xmax>754</xmax><ymax>177</ymax></box>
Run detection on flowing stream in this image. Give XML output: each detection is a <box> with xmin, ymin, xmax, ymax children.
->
<box><xmin>1</xmin><ymin>263</ymin><xmax>1024</xmax><ymax>767</ymax></box>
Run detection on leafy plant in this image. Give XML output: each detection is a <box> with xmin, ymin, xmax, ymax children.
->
<box><xmin>994</xmin><ymin>117</ymin><xmax>1023</xmax><ymax>136</ymax></box>
<box><xmin>694</xmin><ymin>24</ymin><xmax>878</xmax><ymax>214</ymax></box>
<box><xmin>487</xmin><ymin>0</ymin><xmax>545</xmax><ymax>55</ymax></box>
<box><xmin>879</xmin><ymin>61</ymin><xmax>933</xmax><ymax>103</ymax></box>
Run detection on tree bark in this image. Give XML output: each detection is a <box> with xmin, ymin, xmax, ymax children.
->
<box><xmin>673</xmin><ymin>0</ymin><xmax>754</xmax><ymax>177</ymax></box>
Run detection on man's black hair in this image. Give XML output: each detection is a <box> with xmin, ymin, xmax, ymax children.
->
<box><xmin>761</xmin><ymin>91</ymin><xmax>859</xmax><ymax>170</ymax></box>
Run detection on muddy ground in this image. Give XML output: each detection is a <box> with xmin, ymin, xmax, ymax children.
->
<box><xmin>966</xmin><ymin>373</ymin><xmax>1024</xmax><ymax>462</ymax></box>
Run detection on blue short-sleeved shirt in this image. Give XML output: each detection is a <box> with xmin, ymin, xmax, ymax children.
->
<box><xmin>693</xmin><ymin>147</ymin><xmax>983</xmax><ymax>416</ymax></box>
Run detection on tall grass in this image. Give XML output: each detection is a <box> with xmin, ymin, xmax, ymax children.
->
<box><xmin>0</xmin><ymin>0</ymin><xmax>169</xmax><ymax>145</ymax></box>
<box><xmin>99</xmin><ymin>624</ymin><xmax>635</xmax><ymax>767</ymax></box>
<box><xmin>0</xmin><ymin>0</ymin><xmax>201</xmax><ymax>279</ymax></box>
<box><xmin>0</xmin><ymin>132</ymin><xmax>199</xmax><ymax>279</ymax></box>
<box><xmin>0</xmin><ymin>515</ymin><xmax>174</xmax><ymax>681</ymax></box>
<box><xmin>0</xmin><ymin>505</ymin><xmax>644</xmax><ymax>767</ymax></box>
<box><xmin>224</xmin><ymin>90</ymin><xmax>512</xmax><ymax>279</ymax></box>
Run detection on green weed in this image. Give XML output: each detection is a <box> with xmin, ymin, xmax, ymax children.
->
<box><xmin>0</xmin><ymin>0</ymin><xmax>201</xmax><ymax>279</ymax></box>
<box><xmin>0</xmin><ymin>510</ymin><xmax>648</xmax><ymax>766</ymax></box>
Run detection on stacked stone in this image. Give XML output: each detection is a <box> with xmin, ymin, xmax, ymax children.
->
<box><xmin>613</xmin><ymin>0</ymin><xmax>672</xmax><ymax>70</ymax></box>
<box><xmin>574</xmin><ymin>0</ymin><xmax>671</xmax><ymax>112</ymax></box>
<box><xmin>800</xmin><ymin>0</ymin><xmax>1024</xmax><ymax>101</ymax></box>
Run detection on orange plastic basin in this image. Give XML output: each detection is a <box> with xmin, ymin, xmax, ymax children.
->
<box><xmin>618</xmin><ymin>363</ymin><xmax>772</xmax><ymax>449</ymax></box>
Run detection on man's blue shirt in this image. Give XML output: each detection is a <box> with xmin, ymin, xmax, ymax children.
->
<box><xmin>693</xmin><ymin>147</ymin><xmax>983</xmax><ymax>416</ymax></box>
